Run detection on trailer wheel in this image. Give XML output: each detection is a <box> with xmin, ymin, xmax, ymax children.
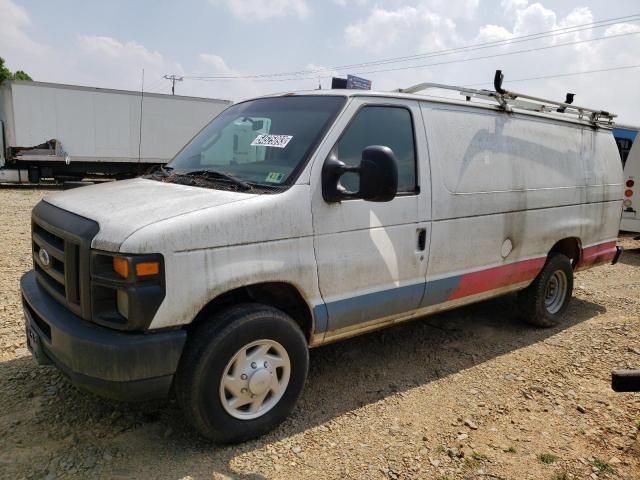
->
<box><xmin>518</xmin><ymin>253</ymin><xmax>573</xmax><ymax>328</ymax></box>
<box><xmin>175</xmin><ymin>303</ymin><xmax>308</xmax><ymax>443</ymax></box>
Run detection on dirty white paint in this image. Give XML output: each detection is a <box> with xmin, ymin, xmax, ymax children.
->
<box><xmin>621</xmin><ymin>139</ymin><xmax>640</xmax><ymax>232</ymax></box>
<box><xmin>38</xmin><ymin>89</ymin><xmax>623</xmax><ymax>345</ymax></box>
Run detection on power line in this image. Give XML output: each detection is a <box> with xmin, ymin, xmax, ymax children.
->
<box><xmin>185</xmin><ymin>13</ymin><xmax>640</xmax><ymax>80</ymax></box>
<box><xmin>461</xmin><ymin>64</ymin><xmax>640</xmax><ymax>88</ymax></box>
<box><xmin>187</xmin><ymin>30</ymin><xmax>640</xmax><ymax>83</ymax></box>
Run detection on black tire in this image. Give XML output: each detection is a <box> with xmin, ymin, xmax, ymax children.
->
<box><xmin>518</xmin><ymin>253</ymin><xmax>574</xmax><ymax>328</ymax></box>
<box><xmin>175</xmin><ymin>303</ymin><xmax>309</xmax><ymax>443</ymax></box>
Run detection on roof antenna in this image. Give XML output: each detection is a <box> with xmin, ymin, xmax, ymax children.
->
<box><xmin>557</xmin><ymin>93</ymin><xmax>575</xmax><ymax>113</ymax></box>
<box><xmin>494</xmin><ymin>70</ymin><xmax>506</xmax><ymax>94</ymax></box>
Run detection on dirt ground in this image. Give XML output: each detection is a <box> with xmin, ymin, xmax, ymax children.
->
<box><xmin>0</xmin><ymin>187</ymin><xmax>639</xmax><ymax>480</ymax></box>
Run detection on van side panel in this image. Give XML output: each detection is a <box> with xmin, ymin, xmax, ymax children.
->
<box><xmin>420</xmin><ymin>102</ymin><xmax>622</xmax><ymax>308</ymax></box>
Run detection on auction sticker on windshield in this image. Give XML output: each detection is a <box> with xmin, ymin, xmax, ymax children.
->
<box><xmin>251</xmin><ymin>134</ymin><xmax>293</xmax><ymax>148</ymax></box>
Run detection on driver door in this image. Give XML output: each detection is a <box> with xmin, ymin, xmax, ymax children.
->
<box><xmin>311</xmin><ymin>97</ymin><xmax>431</xmax><ymax>342</ymax></box>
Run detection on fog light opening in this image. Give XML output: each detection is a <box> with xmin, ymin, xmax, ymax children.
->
<box><xmin>117</xmin><ymin>289</ymin><xmax>129</xmax><ymax>319</ymax></box>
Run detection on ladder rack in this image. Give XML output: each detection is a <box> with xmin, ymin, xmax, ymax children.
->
<box><xmin>395</xmin><ymin>70</ymin><xmax>616</xmax><ymax>127</ymax></box>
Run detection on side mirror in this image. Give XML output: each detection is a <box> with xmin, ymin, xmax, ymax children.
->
<box><xmin>322</xmin><ymin>145</ymin><xmax>398</xmax><ymax>203</ymax></box>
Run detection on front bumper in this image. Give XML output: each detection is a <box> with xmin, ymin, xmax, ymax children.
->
<box><xmin>21</xmin><ymin>271</ymin><xmax>187</xmax><ymax>401</ymax></box>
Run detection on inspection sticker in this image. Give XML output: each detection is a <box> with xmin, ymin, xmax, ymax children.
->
<box><xmin>265</xmin><ymin>172</ymin><xmax>285</xmax><ymax>183</ymax></box>
<box><xmin>251</xmin><ymin>134</ymin><xmax>293</xmax><ymax>148</ymax></box>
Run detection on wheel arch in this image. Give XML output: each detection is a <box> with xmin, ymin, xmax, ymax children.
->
<box><xmin>549</xmin><ymin>237</ymin><xmax>582</xmax><ymax>268</ymax></box>
<box><xmin>189</xmin><ymin>282</ymin><xmax>314</xmax><ymax>342</ymax></box>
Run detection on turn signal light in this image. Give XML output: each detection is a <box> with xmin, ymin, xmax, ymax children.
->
<box><xmin>627</xmin><ymin>179</ymin><xmax>635</xmax><ymax>188</ymax></box>
<box><xmin>625</xmin><ymin>189</ymin><xmax>634</xmax><ymax>197</ymax></box>
<box><xmin>135</xmin><ymin>261</ymin><xmax>160</xmax><ymax>277</ymax></box>
<box><xmin>113</xmin><ymin>256</ymin><xmax>129</xmax><ymax>278</ymax></box>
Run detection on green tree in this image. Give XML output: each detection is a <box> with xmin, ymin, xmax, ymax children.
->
<box><xmin>0</xmin><ymin>57</ymin><xmax>12</xmax><ymax>83</ymax></box>
<box><xmin>0</xmin><ymin>57</ymin><xmax>33</xmax><ymax>82</ymax></box>
<box><xmin>13</xmin><ymin>70</ymin><xmax>32</xmax><ymax>81</ymax></box>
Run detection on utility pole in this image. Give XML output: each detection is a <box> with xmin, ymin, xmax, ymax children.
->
<box><xmin>163</xmin><ymin>74</ymin><xmax>183</xmax><ymax>95</ymax></box>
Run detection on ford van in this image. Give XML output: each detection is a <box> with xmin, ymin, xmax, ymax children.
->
<box><xmin>21</xmin><ymin>75</ymin><xmax>624</xmax><ymax>442</ymax></box>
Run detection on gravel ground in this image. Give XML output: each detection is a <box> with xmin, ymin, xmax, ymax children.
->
<box><xmin>0</xmin><ymin>187</ymin><xmax>639</xmax><ymax>480</ymax></box>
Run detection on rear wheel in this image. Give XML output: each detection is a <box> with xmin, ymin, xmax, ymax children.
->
<box><xmin>175</xmin><ymin>303</ymin><xmax>309</xmax><ymax>443</ymax></box>
<box><xmin>518</xmin><ymin>253</ymin><xmax>574</xmax><ymax>327</ymax></box>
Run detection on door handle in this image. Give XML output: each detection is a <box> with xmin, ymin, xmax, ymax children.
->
<box><xmin>417</xmin><ymin>228</ymin><xmax>426</xmax><ymax>251</ymax></box>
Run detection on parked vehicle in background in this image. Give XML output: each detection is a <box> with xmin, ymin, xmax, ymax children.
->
<box><xmin>621</xmin><ymin>139</ymin><xmax>640</xmax><ymax>233</ymax></box>
<box><xmin>612</xmin><ymin>124</ymin><xmax>638</xmax><ymax>166</ymax></box>
<box><xmin>0</xmin><ymin>80</ymin><xmax>230</xmax><ymax>183</ymax></box>
<box><xmin>21</xmin><ymin>72</ymin><xmax>624</xmax><ymax>443</ymax></box>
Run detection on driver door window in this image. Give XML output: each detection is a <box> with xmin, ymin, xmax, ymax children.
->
<box><xmin>335</xmin><ymin>106</ymin><xmax>418</xmax><ymax>193</ymax></box>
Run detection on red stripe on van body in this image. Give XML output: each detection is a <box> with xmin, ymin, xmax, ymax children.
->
<box><xmin>448</xmin><ymin>257</ymin><xmax>546</xmax><ymax>300</ymax></box>
<box><xmin>576</xmin><ymin>241</ymin><xmax>617</xmax><ymax>270</ymax></box>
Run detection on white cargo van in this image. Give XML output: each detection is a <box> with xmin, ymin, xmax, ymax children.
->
<box><xmin>621</xmin><ymin>139</ymin><xmax>640</xmax><ymax>232</ymax></box>
<box><xmin>21</xmin><ymin>74</ymin><xmax>623</xmax><ymax>442</ymax></box>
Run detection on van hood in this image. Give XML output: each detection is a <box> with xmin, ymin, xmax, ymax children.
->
<box><xmin>43</xmin><ymin>178</ymin><xmax>257</xmax><ymax>251</ymax></box>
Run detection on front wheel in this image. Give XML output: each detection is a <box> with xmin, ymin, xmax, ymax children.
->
<box><xmin>518</xmin><ymin>253</ymin><xmax>574</xmax><ymax>328</ymax></box>
<box><xmin>175</xmin><ymin>303</ymin><xmax>309</xmax><ymax>443</ymax></box>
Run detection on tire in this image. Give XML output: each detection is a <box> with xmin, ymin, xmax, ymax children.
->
<box><xmin>175</xmin><ymin>303</ymin><xmax>309</xmax><ymax>443</ymax></box>
<box><xmin>518</xmin><ymin>253</ymin><xmax>574</xmax><ymax>328</ymax></box>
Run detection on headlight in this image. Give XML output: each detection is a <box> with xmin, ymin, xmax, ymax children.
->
<box><xmin>90</xmin><ymin>251</ymin><xmax>165</xmax><ymax>331</ymax></box>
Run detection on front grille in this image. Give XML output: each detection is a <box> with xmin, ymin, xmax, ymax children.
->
<box><xmin>31</xmin><ymin>201</ymin><xmax>99</xmax><ymax>320</ymax></box>
<box><xmin>32</xmin><ymin>217</ymin><xmax>82</xmax><ymax>316</ymax></box>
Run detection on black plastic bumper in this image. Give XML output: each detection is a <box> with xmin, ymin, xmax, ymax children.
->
<box><xmin>612</xmin><ymin>246</ymin><xmax>624</xmax><ymax>265</ymax></box>
<box><xmin>21</xmin><ymin>271</ymin><xmax>187</xmax><ymax>401</ymax></box>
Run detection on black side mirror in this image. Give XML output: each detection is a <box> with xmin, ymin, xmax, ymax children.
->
<box><xmin>322</xmin><ymin>145</ymin><xmax>398</xmax><ymax>203</ymax></box>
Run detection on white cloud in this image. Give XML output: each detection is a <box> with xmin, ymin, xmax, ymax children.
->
<box><xmin>471</xmin><ymin>2</ymin><xmax>640</xmax><ymax>124</ymax></box>
<box><xmin>73</xmin><ymin>35</ymin><xmax>183</xmax><ymax>93</ymax></box>
<box><xmin>333</xmin><ymin>0</ymin><xmax>368</xmax><ymax>6</ymax></box>
<box><xmin>78</xmin><ymin>36</ymin><xmax>165</xmax><ymax>66</ymax></box>
<box><xmin>0</xmin><ymin>0</ymin><xmax>48</xmax><ymax>61</ymax></box>
<box><xmin>422</xmin><ymin>0</ymin><xmax>479</xmax><ymax>20</ymax></box>
<box><xmin>212</xmin><ymin>0</ymin><xmax>310</xmax><ymax>21</ymax></box>
<box><xmin>345</xmin><ymin>5</ymin><xmax>459</xmax><ymax>53</ymax></box>
<box><xmin>475</xmin><ymin>24</ymin><xmax>513</xmax><ymax>43</ymax></box>
<box><xmin>192</xmin><ymin>53</ymin><xmax>262</xmax><ymax>100</ymax></box>
<box><xmin>500</xmin><ymin>0</ymin><xmax>528</xmax><ymax>17</ymax></box>
<box><xmin>604</xmin><ymin>22</ymin><xmax>640</xmax><ymax>36</ymax></box>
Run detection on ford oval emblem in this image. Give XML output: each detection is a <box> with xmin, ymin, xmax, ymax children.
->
<box><xmin>39</xmin><ymin>248</ymin><xmax>51</xmax><ymax>267</ymax></box>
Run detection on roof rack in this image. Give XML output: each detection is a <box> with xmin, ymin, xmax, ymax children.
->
<box><xmin>395</xmin><ymin>70</ymin><xmax>616</xmax><ymax>127</ymax></box>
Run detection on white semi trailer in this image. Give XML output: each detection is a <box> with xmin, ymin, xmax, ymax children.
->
<box><xmin>0</xmin><ymin>80</ymin><xmax>230</xmax><ymax>183</ymax></box>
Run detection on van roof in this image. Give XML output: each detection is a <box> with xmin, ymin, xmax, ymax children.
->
<box><xmin>255</xmin><ymin>87</ymin><xmax>614</xmax><ymax>130</ymax></box>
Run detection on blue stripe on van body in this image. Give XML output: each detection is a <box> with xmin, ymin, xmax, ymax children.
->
<box><xmin>315</xmin><ymin>276</ymin><xmax>462</xmax><ymax>335</ymax></box>
<box><xmin>312</xmin><ymin>255</ymin><xmax>548</xmax><ymax>336</ymax></box>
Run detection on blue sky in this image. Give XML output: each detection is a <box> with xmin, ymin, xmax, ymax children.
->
<box><xmin>2</xmin><ymin>0</ymin><xmax>640</xmax><ymax>123</ymax></box>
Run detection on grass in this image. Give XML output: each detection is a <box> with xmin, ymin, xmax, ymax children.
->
<box><xmin>505</xmin><ymin>446</ymin><xmax>517</xmax><ymax>453</ymax></box>
<box><xmin>471</xmin><ymin>452</ymin><xmax>488</xmax><ymax>461</ymax></box>
<box><xmin>434</xmin><ymin>445</ymin><xmax>447</xmax><ymax>454</ymax></box>
<box><xmin>463</xmin><ymin>451</ymin><xmax>488</xmax><ymax>470</ymax></box>
<box><xmin>592</xmin><ymin>458</ymin><xmax>614</xmax><ymax>474</ymax></box>
<box><xmin>551</xmin><ymin>470</ymin><xmax>571</xmax><ymax>480</ymax></box>
<box><xmin>539</xmin><ymin>453</ymin><xmax>559</xmax><ymax>464</ymax></box>
<box><xmin>635</xmin><ymin>417</ymin><xmax>640</xmax><ymax>429</ymax></box>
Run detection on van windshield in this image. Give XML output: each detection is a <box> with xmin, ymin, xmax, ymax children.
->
<box><xmin>166</xmin><ymin>96</ymin><xmax>346</xmax><ymax>189</ymax></box>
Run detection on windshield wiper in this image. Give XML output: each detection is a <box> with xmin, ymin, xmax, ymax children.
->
<box><xmin>175</xmin><ymin>169</ymin><xmax>253</xmax><ymax>191</ymax></box>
